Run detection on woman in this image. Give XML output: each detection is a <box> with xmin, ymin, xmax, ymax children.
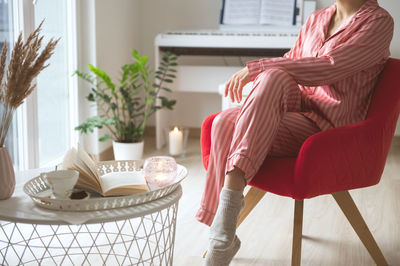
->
<box><xmin>196</xmin><ymin>0</ymin><xmax>394</xmax><ymax>265</ymax></box>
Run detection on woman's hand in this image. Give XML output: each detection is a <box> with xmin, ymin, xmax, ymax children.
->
<box><xmin>224</xmin><ymin>67</ymin><xmax>251</xmax><ymax>103</ymax></box>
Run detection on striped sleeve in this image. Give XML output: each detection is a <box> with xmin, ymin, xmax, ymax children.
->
<box><xmin>247</xmin><ymin>15</ymin><xmax>394</xmax><ymax>86</ymax></box>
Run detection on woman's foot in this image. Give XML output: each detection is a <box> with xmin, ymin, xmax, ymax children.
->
<box><xmin>205</xmin><ymin>235</ymin><xmax>241</xmax><ymax>266</ymax></box>
<box><xmin>206</xmin><ymin>187</ymin><xmax>244</xmax><ymax>265</ymax></box>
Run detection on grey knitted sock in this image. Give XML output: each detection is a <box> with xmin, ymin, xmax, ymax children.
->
<box><xmin>205</xmin><ymin>235</ymin><xmax>241</xmax><ymax>266</ymax></box>
<box><xmin>206</xmin><ymin>187</ymin><xmax>244</xmax><ymax>266</ymax></box>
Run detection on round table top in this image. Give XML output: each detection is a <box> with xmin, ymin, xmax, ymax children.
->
<box><xmin>0</xmin><ymin>168</ymin><xmax>182</xmax><ymax>225</ymax></box>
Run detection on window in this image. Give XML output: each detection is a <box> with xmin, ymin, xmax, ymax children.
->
<box><xmin>1</xmin><ymin>0</ymin><xmax>77</xmax><ymax>171</ymax></box>
<box><xmin>0</xmin><ymin>0</ymin><xmax>20</xmax><ymax>169</ymax></box>
<box><xmin>34</xmin><ymin>0</ymin><xmax>77</xmax><ymax>167</ymax></box>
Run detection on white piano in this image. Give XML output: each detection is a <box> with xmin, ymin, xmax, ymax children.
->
<box><xmin>154</xmin><ymin>27</ymin><xmax>300</xmax><ymax>149</ymax></box>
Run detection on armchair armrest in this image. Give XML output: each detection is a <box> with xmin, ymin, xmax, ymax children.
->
<box><xmin>293</xmin><ymin>119</ymin><xmax>395</xmax><ymax>199</ymax></box>
<box><xmin>201</xmin><ymin>112</ymin><xmax>220</xmax><ymax>170</ymax></box>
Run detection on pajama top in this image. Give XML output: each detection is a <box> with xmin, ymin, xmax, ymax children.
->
<box><xmin>246</xmin><ymin>0</ymin><xmax>394</xmax><ymax>131</ymax></box>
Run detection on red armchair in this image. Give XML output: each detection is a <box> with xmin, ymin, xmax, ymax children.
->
<box><xmin>200</xmin><ymin>58</ymin><xmax>400</xmax><ymax>265</ymax></box>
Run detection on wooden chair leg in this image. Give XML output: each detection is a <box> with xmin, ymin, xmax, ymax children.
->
<box><xmin>291</xmin><ymin>200</ymin><xmax>304</xmax><ymax>266</ymax></box>
<box><xmin>202</xmin><ymin>187</ymin><xmax>267</xmax><ymax>258</ymax></box>
<box><xmin>237</xmin><ymin>187</ymin><xmax>267</xmax><ymax>228</ymax></box>
<box><xmin>332</xmin><ymin>191</ymin><xmax>388</xmax><ymax>266</ymax></box>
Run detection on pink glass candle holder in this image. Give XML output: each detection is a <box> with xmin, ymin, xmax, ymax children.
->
<box><xmin>144</xmin><ymin>156</ymin><xmax>178</xmax><ymax>188</ymax></box>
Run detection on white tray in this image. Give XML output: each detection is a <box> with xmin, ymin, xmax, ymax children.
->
<box><xmin>23</xmin><ymin>161</ymin><xmax>187</xmax><ymax>211</ymax></box>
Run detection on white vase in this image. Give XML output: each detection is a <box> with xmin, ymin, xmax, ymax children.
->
<box><xmin>112</xmin><ymin>141</ymin><xmax>144</xmax><ymax>160</ymax></box>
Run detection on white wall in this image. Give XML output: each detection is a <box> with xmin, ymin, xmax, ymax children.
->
<box><xmin>77</xmin><ymin>0</ymin><xmax>140</xmax><ymax>154</ymax></box>
<box><xmin>95</xmin><ymin>0</ymin><xmax>140</xmax><ymax>152</ymax></box>
<box><xmin>136</xmin><ymin>0</ymin><xmax>400</xmax><ymax>134</ymax></box>
<box><xmin>95</xmin><ymin>0</ymin><xmax>140</xmax><ymax>81</ymax></box>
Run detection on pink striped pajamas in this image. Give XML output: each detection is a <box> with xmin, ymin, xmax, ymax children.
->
<box><xmin>196</xmin><ymin>0</ymin><xmax>394</xmax><ymax>226</ymax></box>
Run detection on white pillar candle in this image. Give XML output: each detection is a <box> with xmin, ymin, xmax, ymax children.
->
<box><xmin>169</xmin><ymin>126</ymin><xmax>183</xmax><ymax>156</ymax></box>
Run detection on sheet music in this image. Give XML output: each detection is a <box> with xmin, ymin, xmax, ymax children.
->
<box><xmin>296</xmin><ymin>0</ymin><xmax>304</xmax><ymax>25</ymax></box>
<box><xmin>222</xmin><ymin>0</ymin><xmax>260</xmax><ymax>25</ymax></box>
<box><xmin>259</xmin><ymin>0</ymin><xmax>296</xmax><ymax>26</ymax></box>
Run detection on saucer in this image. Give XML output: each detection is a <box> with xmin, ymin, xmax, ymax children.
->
<box><xmin>36</xmin><ymin>189</ymin><xmax>90</xmax><ymax>200</ymax></box>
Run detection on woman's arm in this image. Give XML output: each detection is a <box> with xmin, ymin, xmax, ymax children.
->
<box><xmin>246</xmin><ymin>15</ymin><xmax>394</xmax><ymax>86</ymax></box>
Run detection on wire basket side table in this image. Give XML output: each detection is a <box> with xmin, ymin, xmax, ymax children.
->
<box><xmin>0</xmin><ymin>186</ymin><xmax>182</xmax><ymax>266</ymax></box>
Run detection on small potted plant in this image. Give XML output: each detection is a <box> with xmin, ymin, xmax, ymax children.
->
<box><xmin>75</xmin><ymin>50</ymin><xmax>177</xmax><ymax>160</ymax></box>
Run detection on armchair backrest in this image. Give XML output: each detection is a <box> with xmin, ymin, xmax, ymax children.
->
<box><xmin>365</xmin><ymin>58</ymin><xmax>400</xmax><ymax>162</ymax></box>
<box><xmin>292</xmin><ymin>58</ymin><xmax>400</xmax><ymax>199</ymax></box>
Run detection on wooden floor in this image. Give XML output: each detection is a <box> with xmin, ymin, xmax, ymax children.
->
<box><xmin>142</xmin><ymin>136</ymin><xmax>400</xmax><ymax>266</ymax></box>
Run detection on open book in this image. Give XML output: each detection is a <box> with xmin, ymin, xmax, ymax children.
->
<box><xmin>62</xmin><ymin>146</ymin><xmax>149</xmax><ymax>197</ymax></box>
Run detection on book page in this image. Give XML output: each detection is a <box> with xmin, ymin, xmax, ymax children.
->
<box><xmin>222</xmin><ymin>0</ymin><xmax>261</xmax><ymax>25</ymax></box>
<box><xmin>62</xmin><ymin>147</ymin><xmax>102</xmax><ymax>193</ymax></box>
<box><xmin>99</xmin><ymin>171</ymin><xmax>149</xmax><ymax>196</ymax></box>
<box><xmin>75</xmin><ymin>178</ymin><xmax>101</xmax><ymax>194</ymax></box>
<box><xmin>260</xmin><ymin>0</ymin><xmax>296</xmax><ymax>26</ymax></box>
<box><xmin>77</xmin><ymin>145</ymin><xmax>99</xmax><ymax>180</ymax></box>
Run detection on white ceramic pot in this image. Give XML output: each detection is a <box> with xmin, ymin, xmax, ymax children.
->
<box><xmin>112</xmin><ymin>141</ymin><xmax>144</xmax><ymax>161</ymax></box>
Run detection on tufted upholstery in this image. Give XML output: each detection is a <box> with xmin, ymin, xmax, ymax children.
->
<box><xmin>200</xmin><ymin>58</ymin><xmax>400</xmax><ymax>200</ymax></box>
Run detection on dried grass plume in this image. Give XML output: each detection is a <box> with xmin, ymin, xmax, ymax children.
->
<box><xmin>0</xmin><ymin>21</ymin><xmax>59</xmax><ymax>146</ymax></box>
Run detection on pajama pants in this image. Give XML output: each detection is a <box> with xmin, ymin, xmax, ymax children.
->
<box><xmin>196</xmin><ymin>68</ymin><xmax>322</xmax><ymax>226</ymax></box>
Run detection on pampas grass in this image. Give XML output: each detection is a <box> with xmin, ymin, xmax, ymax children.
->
<box><xmin>0</xmin><ymin>21</ymin><xmax>58</xmax><ymax>147</ymax></box>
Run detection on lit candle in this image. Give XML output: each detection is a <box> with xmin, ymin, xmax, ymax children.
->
<box><xmin>155</xmin><ymin>173</ymin><xmax>167</xmax><ymax>182</ymax></box>
<box><xmin>169</xmin><ymin>126</ymin><xmax>183</xmax><ymax>156</ymax></box>
<box><xmin>144</xmin><ymin>156</ymin><xmax>178</xmax><ymax>189</ymax></box>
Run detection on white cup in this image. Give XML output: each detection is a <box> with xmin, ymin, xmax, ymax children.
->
<box><xmin>42</xmin><ymin>170</ymin><xmax>79</xmax><ymax>199</ymax></box>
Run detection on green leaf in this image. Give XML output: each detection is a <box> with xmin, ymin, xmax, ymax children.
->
<box><xmin>74</xmin><ymin>70</ymin><xmax>95</xmax><ymax>84</ymax></box>
<box><xmin>162</xmin><ymin>87</ymin><xmax>172</xmax><ymax>92</ymax></box>
<box><xmin>88</xmin><ymin>64</ymin><xmax>115</xmax><ymax>89</ymax></box>
<box><xmin>99</xmin><ymin>134</ymin><xmax>112</xmax><ymax>142</ymax></box>
<box><xmin>104</xmin><ymin>118</ymin><xmax>116</xmax><ymax>125</ymax></box>
<box><xmin>75</xmin><ymin>116</ymin><xmax>106</xmax><ymax>134</ymax></box>
<box><xmin>102</xmin><ymin>94</ymin><xmax>111</xmax><ymax>103</ymax></box>
<box><xmin>167</xmin><ymin>99</ymin><xmax>176</xmax><ymax>109</ymax></box>
<box><xmin>87</xmin><ymin>93</ymin><xmax>95</xmax><ymax>102</ymax></box>
<box><xmin>160</xmin><ymin>98</ymin><xmax>176</xmax><ymax>110</ymax></box>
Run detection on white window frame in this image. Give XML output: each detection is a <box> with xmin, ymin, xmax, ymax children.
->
<box><xmin>11</xmin><ymin>0</ymin><xmax>79</xmax><ymax>170</ymax></box>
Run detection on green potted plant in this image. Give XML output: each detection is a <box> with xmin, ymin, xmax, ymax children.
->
<box><xmin>75</xmin><ymin>49</ymin><xmax>177</xmax><ymax>160</ymax></box>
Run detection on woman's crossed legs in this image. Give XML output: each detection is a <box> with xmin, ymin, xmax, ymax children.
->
<box><xmin>197</xmin><ymin>69</ymin><xmax>320</xmax><ymax>226</ymax></box>
<box><xmin>197</xmin><ymin>69</ymin><xmax>320</xmax><ymax>265</ymax></box>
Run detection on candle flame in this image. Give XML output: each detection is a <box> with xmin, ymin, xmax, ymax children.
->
<box><xmin>173</xmin><ymin>126</ymin><xmax>179</xmax><ymax>133</ymax></box>
<box><xmin>155</xmin><ymin>174</ymin><xmax>167</xmax><ymax>181</ymax></box>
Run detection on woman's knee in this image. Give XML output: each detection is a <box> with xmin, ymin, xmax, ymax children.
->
<box><xmin>255</xmin><ymin>68</ymin><xmax>293</xmax><ymax>83</ymax></box>
<box><xmin>212</xmin><ymin>108</ymin><xmax>239</xmax><ymax>133</ymax></box>
<box><xmin>250</xmin><ymin>68</ymin><xmax>297</xmax><ymax>103</ymax></box>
